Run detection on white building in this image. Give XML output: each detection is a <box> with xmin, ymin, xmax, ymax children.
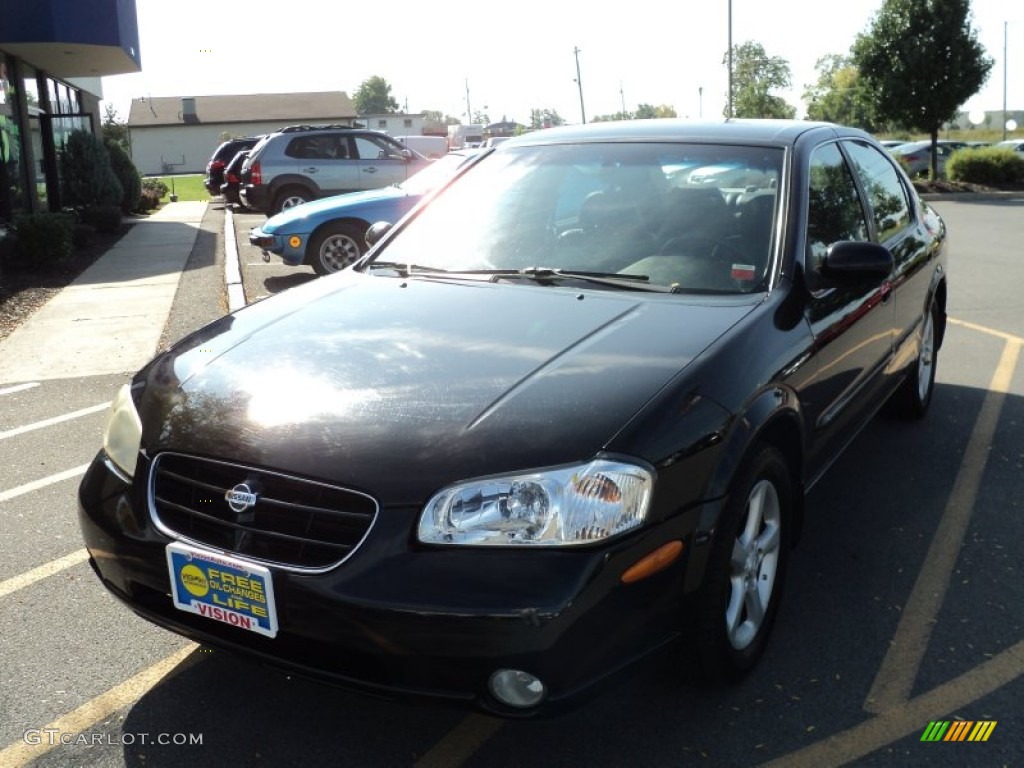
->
<box><xmin>127</xmin><ymin>92</ymin><xmax>359</xmax><ymax>175</ymax></box>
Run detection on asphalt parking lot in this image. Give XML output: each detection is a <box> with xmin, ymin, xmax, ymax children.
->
<box><xmin>0</xmin><ymin>198</ymin><xmax>1021</xmax><ymax>767</ymax></box>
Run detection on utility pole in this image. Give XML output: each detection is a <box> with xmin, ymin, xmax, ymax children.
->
<box><xmin>465</xmin><ymin>78</ymin><xmax>472</xmax><ymax>125</ymax></box>
<box><xmin>574</xmin><ymin>47</ymin><xmax>586</xmax><ymax>124</ymax></box>
<box><xmin>620</xmin><ymin>81</ymin><xmax>626</xmax><ymax>118</ymax></box>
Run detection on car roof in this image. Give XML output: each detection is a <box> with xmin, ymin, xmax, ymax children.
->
<box><xmin>505</xmin><ymin>119</ymin><xmax>866</xmax><ymax>147</ymax></box>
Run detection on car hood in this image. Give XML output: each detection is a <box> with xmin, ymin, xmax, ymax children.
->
<box><xmin>138</xmin><ymin>273</ymin><xmax>755</xmax><ymax>504</ymax></box>
<box><xmin>260</xmin><ymin>186</ymin><xmax>409</xmax><ymax>233</ymax></box>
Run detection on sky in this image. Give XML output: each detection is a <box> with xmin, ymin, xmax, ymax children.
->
<box><xmin>99</xmin><ymin>0</ymin><xmax>1023</xmax><ymax>127</ymax></box>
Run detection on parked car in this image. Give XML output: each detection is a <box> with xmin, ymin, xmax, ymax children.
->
<box><xmin>995</xmin><ymin>138</ymin><xmax>1024</xmax><ymax>152</ymax></box>
<box><xmin>239</xmin><ymin>125</ymin><xmax>431</xmax><ymax>215</ymax></box>
<box><xmin>218</xmin><ymin>150</ymin><xmax>250</xmax><ymax>208</ymax></box>
<box><xmin>79</xmin><ymin>119</ymin><xmax>948</xmax><ymax>717</ymax></box>
<box><xmin>203</xmin><ymin>136</ymin><xmax>261</xmax><ymax>195</ymax></box>
<box><xmin>888</xmin><ymin>139</ymin><xmax>966</xmax><ymax>177</ymax></box>
<box><xmin>249</xmin><ymin>149</ymin><xmax>482</xmax><ymax>275</ymax></box>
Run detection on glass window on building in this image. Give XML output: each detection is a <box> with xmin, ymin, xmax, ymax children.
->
<box><xmin>1</xmin><ymin>56</ymin><xmax>29</xmax><ymax>224</ymax></box>
<box><xmin>22</xmin><ymin>65</ymin><xmax>47</xmax><ymax>208</ymax></box>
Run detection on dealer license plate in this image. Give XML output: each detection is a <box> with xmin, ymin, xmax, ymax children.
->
<box><xmin>166</xmin><ymin>542</ymin><xmax>278</xmax><ymax>638</ymax></box>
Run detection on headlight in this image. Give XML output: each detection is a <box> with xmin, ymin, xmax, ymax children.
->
<box><xmin>103</xmin><ymin>384</ymin><xmax>143</xmax><ymax>478</ymax></box>
<box><xmin>417</xmin><ymin>459</ymin><xmax>653</xmax><ymax>546</ymax></box>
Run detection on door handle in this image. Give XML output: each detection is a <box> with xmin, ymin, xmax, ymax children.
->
<box><xmin>302</xmin><ymin>167</ymin><xmax>319</xmax><ymax>173</ymax></box>
<box><xmin>363</xmin><ymin>167</ymin><xmax>378</xmax><ymax>174</ymax></box>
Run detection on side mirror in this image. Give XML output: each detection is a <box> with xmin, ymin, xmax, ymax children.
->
<box><xmin>820</xmin><ymin>241</ymin><xmax>893</xmax><ymax>282</ymax></box>
<box><xmin>401</xmin><ymin>149</ymin><xmax>413</xmax><ymax>161</ymax></box>
<box><xmin>365</xmin><ymin>221</ymin><xmax>393</xmax><ymax>248</ymax></box>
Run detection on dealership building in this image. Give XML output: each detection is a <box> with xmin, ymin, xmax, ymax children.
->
<box><xmin>0</xmin><ymin>0</ymin><xmax>141</xmax><ymax>227</ymax></box>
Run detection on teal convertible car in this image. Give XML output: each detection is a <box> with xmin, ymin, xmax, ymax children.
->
<box><xmin>248</xmin><ymin>149</ymin><xmax>482</xmax><ymax>275</ymax></box>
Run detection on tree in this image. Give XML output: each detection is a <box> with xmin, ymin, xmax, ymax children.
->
<box><xmin>853</xmin><ymin>0</ymin><xmax>993</xmax><ymax>178</ymax></box>
<box><xmin>353</xmin><ymin>76</ymin><xmax>399</xmax><ymax>115</ymax></box>
<box><xmin>60</xmin><ymin>129</ymin><xmax>121</xmax><ymax>209</ymax></box>
<box><xmin>803</xmin><ymin>55</ymin><xmax>879</xmax><ymax>130</ymax></box>
<box><xmin>529</xmin><ymin>109</ymin><xmax>565</xmax><ymax>129</ymax></box>
<box><xmin>725</xmin><ymin>41</ymin><xmax>797</xmax><ymax>119</ymax></box>
<box><xmin>635</xmin><ymin>104</ymin><xmax>678</xmax><ymax>119</ymax></box>
<box><xmin>592</xmin><ymin>112</ymin><xmax>633</xmax><ymax>122</ymax></box>
<box><xmin>101</xmin><ymin>104</ymin><xmax>130</xmax><ymax>152</ymax></box>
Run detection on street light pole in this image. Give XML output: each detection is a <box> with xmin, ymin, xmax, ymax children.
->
<box><xmin>1004</xmin><ymin>20</ymin><xmax>1009</xmax><ymax>141</ymax></box>
<box><xmin>465</xmin><ymin>78</ymin><xmax>472</xmax><ymax>125</ymax></box>
<box><xmin>574</xmin><ymin>47</ymin><xmax>586</xmax><ymax>124</ymax></box>
<box><xmin>699</xmin><ymin>86</ymin><xmax>703</xmax><ymax>119</ymax></box>
<box><xmin>727</xmin><ymin>0</ymin><xmax>733</xmax><ymax>118</ymax></box>
<box><xmin>620</xmin><ymin>81</ymin><xmax>626</xmax><ymax>118</ymax></box>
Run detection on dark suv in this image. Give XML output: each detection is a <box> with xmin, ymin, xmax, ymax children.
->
<box><xmin>239</xmin><ymin>125</ymin><xmax>429</xmax><ymax>214</ymax></box>
<box><xmin>203</xmin><ymin>137</ymin><xmax>262</xmax><ymax>195</ymax></box>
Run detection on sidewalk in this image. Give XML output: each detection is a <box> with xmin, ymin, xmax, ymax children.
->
<box><xmin>0</xmin><ymin>202</ymin><xmax>208</xmax><ymax>384</ymax></box>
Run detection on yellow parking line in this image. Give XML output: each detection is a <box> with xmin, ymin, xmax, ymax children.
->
<box><xmin>865</xmin><ymin>337</ymin><xmax>1020</xmax><ymax>713</ymax></box>
<box><xmin>0</xmin><ymin>644</ymin><xmax>197</xmax><ymax>767</ymax></box>
<box><xmin>948</xmin><ymin>317</ymin><xmax>1024</xmax><ymax>344</ymax></box>
<box><xmin>0</xmin><ymin>549</ymin><xmax>90</xmax><ymax>599</ymax></box>
<box><xmin>758</xmin><ymin>639</ymin><xmax>1024</xmax><ymax>768</ymax></box>
<box><xmin>414</xmin><ymin>714</ymin><xmax>505</xmax><ymax>768</ymax></box>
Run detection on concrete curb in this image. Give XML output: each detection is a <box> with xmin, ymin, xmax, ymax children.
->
<box><xmin>224</xmin><ymin>207</ymin><xmax>247</xmax><ymax>312</ymax></box>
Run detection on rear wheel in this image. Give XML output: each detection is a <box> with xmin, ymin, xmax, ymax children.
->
<box><xmin>886</xmin><ymin>300</ymin><xmax>939</xmax><ymax>420</ymax></box>
<box><xmin>272</xmin><ymin>187</ymin><xmax>312</xmax><ymax>215</ymax></box>
<box><xmin>308</xmin><ymin>223</ymin><xmax>366</xmax><ymax>275</ymax></box>
<box><xmin>693</xmin><ymin>444</ymin><xmax>791</xmax><ymax>682</ymax></box>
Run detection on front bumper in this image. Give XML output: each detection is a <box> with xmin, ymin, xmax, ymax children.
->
<box><xmin>77</xmin><ymin>451</ymin><xmax>698</xmax><ymax>716</ymax></box>
<box><xmin>248</xmin><ymin>227</ymin><xmax>305</xmax><ymax>266</ymax></box>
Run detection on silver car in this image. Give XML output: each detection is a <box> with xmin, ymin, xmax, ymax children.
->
<box><xmin>240</xmin><ymin>125</ymin><xmax>430</xmax><ymax>215</ymax></box>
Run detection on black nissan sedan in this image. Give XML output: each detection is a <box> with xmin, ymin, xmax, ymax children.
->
<box><xmin>79</xmin><ymin>119</ymin><xmax>948</xmax><ymax>716</ymax></box>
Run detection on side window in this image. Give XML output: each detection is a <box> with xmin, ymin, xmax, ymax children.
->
<box><xmin>806</xmin><ymin>142</ymin><xmax>870</xmax><ymax>280</ymax></box>
<box><xmin>285</xmin><ymin>135</ymin><xmax>344</xmax><ymax>160</ymax></box>
<box><xmin>842</xmin><ymin>140</ymin><xmax>911</xmax><ymax>243</ymax></box>
<box><xmin>354</xmin><ymin>135</ymin><xmax>404</xmax><ymax>161</ymax></box>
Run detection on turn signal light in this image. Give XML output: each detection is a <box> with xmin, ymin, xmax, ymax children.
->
<box><xmin>621</xmin><ymin>540</ymin><xmax>684</xmax><ymax>584</ymax></box>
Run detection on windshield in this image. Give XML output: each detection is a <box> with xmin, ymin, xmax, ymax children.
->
<box><xmin>371</xmin><ymin>142</ymin><xmax>783</xmax><ymax>294</ymax></box>
<box><xmin>398</xmin><ymin>151</ymin><xmax>478</xmax><ymax>196</ymax></box>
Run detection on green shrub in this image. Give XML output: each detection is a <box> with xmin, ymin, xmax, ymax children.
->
<box><xmin>82</xmin><ymin>204</ymin><xmax>123</xmax><ymax>234</ymax></box>
<box><xmin>142</xmin><ymin>179</ymin><xmax>169</xmax><ymax>198</ymax></box>
<box><xmin>13</xmin><ymin>212</ymin><xmax>75</xmax><ymax>263</ymax></box>
<box><xmin>106</xmin><ymin>140</ymin><xmax>142</xmax><ymax>213</ymax></box>
<box><xmin>72</xmin><ymin>223</ymin><xmax>97</xmax><ymax>248</ymax></box>
<box><xmin>60</xmin><ymin>129</ymin><xmax>122</xmax><ymax>208</ymax></box>
<box><xmin>947</xmin><ymin>147</ymin><xmax>1024</xmax><ymax>186</ymax></box>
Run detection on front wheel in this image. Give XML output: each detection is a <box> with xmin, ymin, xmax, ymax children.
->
<box><xmin>693</xmin><ymin>444</ymin><xmax>791</xmax><ymax>682</ymax></box>
<box><xmin>308</xmin><ymin>223</ymin><xmax>366</xmax><ymax>275</ymax></box>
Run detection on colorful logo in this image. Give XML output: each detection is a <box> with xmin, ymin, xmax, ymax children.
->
<box><xmin>179</xmin><ymin>564</ymin><xmax>209</xmax><ymax>597</ymax></box>
<box><xmin>920</xmin><ymin>721</ymin><xmax>996</xmax><ymax>742</ymax></box>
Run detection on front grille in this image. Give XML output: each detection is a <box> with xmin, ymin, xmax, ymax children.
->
<box><xmin>149</xmin><ymin>453</ymin><xmax>378</xmax><ymax>571</ymax></box>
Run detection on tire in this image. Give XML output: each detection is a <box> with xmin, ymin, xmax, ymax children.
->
<box><xmin>886</xmin><ymin>300</ymin><xmax>939</xmax><ymax>420</ymax></box>
<box><xmin>693</xmin><ymin>444</ymin><xmax>791</xmax><ymax>682</ymax></box>
<box><xmin>308</xmin><ymin>223</ymin><xmax>366</xmax><ymax>276</ymax></box>
<box><xmin>272</xmin><ymin>187</ymin><xmax>312</xmax><ymax>215</ymax></box>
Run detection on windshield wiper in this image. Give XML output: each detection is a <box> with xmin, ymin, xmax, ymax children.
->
<box><xmin>489</xmin><ymin>267</ymin><xmax>676</xmax><ymax>292</ymax></box>
<box><xmin>362</xmin><ymin>261</ymin><xmax>450</xmax><ymax>276</ymax></box>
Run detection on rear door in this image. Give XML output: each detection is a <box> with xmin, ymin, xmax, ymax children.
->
<box><xmin>841</xmin><ymin>139</ymin><xmax>937</xmax><ymax>382</ymax></box>
<box><xmin>282</xmin><ymin>134</ymin><xmax>358</xmax><ymax>195</ymax></box>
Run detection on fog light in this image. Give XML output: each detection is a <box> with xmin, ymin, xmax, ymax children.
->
<box><xmin>488</xmin><ymin>669</ymin><xmax>546</xmax><ymax>709</ymax></box>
